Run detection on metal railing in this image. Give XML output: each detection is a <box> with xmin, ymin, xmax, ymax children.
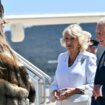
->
<box><xmin>13</xmin><ymin>50</ymin><xmax>52</xmax><ymax>105</ymax></box>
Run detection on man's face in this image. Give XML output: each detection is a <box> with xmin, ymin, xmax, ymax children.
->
<box><xmin>96</xmin><ymin>24</ymin><xmax>105</xmax><ymax>46</ymax></box>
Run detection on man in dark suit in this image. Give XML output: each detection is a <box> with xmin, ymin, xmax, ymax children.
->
<box><xmin>92</xmin><ymin>17</ymin><xmax>105</xmax><ymax>105</ymax></box>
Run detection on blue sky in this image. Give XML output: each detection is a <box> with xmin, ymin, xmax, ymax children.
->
<box><xmin>2</xmin><ymin>0</ymin><xmax>105</xmax><ymax>15</ymax></box>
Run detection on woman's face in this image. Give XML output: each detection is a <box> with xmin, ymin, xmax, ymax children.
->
<box><xmin>64</xmin><ymin>34</ymin><xmax>80</xmax><ymax>52</ymax></box>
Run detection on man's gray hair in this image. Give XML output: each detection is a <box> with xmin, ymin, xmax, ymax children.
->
<box><xmin>97</xmin><ymin>17</ymin><xmax>105</xmax><ymax>25</ymax></box>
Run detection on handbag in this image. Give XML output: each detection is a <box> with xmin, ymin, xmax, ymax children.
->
<box><xmin>49</xmin><ymin>91</ymin><xmax>91</xmax><ymax>105</ymax></box>
<box><xmin>61</xmin><ymin>94</ymin><xmax>91</xmax><ymax>105</ymax></box>
<box><xmin>49</xmin><ymin>93</ymin><xmax>91</xmax><ymax>105</ymax></box>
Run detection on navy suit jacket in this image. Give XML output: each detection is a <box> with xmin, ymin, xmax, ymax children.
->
<box><xmin>92</xmin><ymin>51</ymin><xmax>105</xmax><ymax>105</ymax></box>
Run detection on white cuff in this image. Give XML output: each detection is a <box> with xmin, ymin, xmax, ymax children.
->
<box><xmin>100</xmin><ymin>85</ymin><xmax>103</xmax><ymax>96</ymax></box>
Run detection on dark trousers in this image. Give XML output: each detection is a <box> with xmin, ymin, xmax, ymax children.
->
<box><xmin>91</xmin><ymin>96</ymin><xmax>105</xmax><ymax>105</ymax></box>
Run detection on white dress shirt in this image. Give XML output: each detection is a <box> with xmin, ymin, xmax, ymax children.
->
<box><xmin>50</xmin><ymin>51</ymin><xmax>97</xmax><ymax>94</ymax></box>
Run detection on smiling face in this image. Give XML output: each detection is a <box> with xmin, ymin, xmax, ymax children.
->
<box><xmin>96</xmin><ymin>23</ymin><xmax>105</xmax><ymax>46</ymax></box>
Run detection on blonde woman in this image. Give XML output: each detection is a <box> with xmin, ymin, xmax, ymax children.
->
<box><xmin>50</xmin><ymin>24</ymin><xmax>97</xmax><ymax>105</ymax></box>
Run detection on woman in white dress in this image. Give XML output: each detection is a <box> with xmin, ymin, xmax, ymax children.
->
<box><xmin>50</xmin><ymin>24</ymin><xmax>97</xmax><ymax>105</ymax></box>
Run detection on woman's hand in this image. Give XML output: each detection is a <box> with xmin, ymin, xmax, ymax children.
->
<box><xmin>55</xmin><ymin>88</ymin><xmax>75</xmax><ymax>101</ymax></box>
<box><xmin>65</xmin><ymin>87</ymin><xmax>84</xmax><ymax>95</ymax></box>
<box><xmin>52</xmin><ymin>90</ymin><xmax>61</xmax><ymax>100</ymax></box>
<box><xmin>57</xmin><ymin>87</ymin><xmax>83</xmax><ymax>101</ymax></box>
<box><xmin>52</xmin><ymin>89</ymin><xmax>70</xmax><ymax>100</ymax></box>
<box><xmin>52</xmin><ymin>88</ymin><xmax>83</xmax><ymax>101</ymax></box>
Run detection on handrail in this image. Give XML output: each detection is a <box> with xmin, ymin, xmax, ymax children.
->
<box><xmin>12</xmin><ymin>50</ymin><xmax>51</xmax><ymax>83</ymax></box>
<box><xmin>12</xmin><ymin>50</ymin><xmax>52</xmax><ymax>104</ymax></box>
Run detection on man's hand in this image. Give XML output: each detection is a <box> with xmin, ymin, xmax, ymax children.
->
<box><xmin>93</xmin><ymin>84</ymin><xmax>102</xmax><ymax>98</ymax></box>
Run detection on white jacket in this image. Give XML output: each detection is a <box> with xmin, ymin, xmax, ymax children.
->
<box><xmin>50</xmin><ymin>51</ymin><xmax>97</xmax><ymax>105</ymax></box>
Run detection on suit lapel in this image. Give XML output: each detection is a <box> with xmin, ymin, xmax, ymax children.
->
<box><xmin>98</xmin><ymin>50</ymin><xmax>105</xmax><ymax>70</ymax></box>
<box><xmin>95</xmin><ymin>50</ymin><xmax>105</xmax><ymax>84</ymax></box>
